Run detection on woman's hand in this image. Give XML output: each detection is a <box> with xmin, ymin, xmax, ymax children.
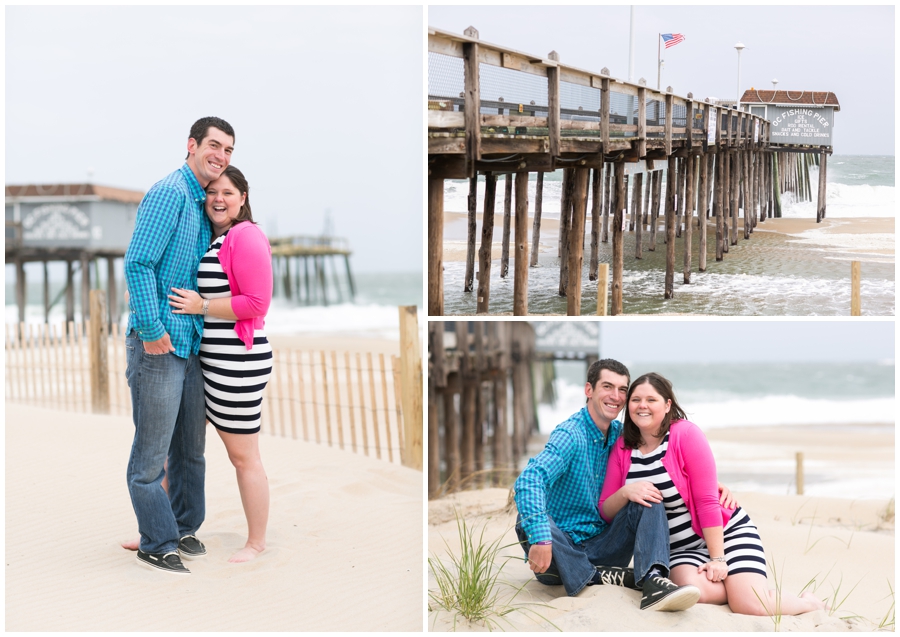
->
<box><xmin>168</xmin><ymin>288</ymin><xmax>203</xmax><ymax>315</ymax></box>
<box><xmin>620</xmin><ymin>481</ymin><xmax>663</xmax><ymax>508</ymax></box>
<box><xmin>717</xmin><ymin>482</ymin><xmax>738</xmax><ymax>509</ymax></box>
<box><xmin>698</xmin><ymin>559</ymin><xmax>729</xmax><ymax>582</ymax></box>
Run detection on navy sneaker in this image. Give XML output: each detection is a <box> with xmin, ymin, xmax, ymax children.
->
<box><xmin>137</xmin><ymin>550</ymin><xmax>190</xmax><ymax>575</ymax></box>
<box><xmin>595</xmin><ymin>565</ymin><xmax>640</xmax><ymax>590</ymax></box>
<box><xmin>177</xmin><ymin>535</ymin><xmax>207</xmax><ymax>559</ymax></box>
<box><xmin>640</xmin><ymin>574</ymin><xmax>700</xmax><ymax>611</ymax></box>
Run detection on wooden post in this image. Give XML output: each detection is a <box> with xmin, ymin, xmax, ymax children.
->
<box><xmin>42</xmin><ymin>261</ymin><xmax>50</xmax><ymax>324</ymax></box>
<box><xmin>530</xmin><ymin>172</ymin><xmax>544</xmax><ymax>267</ymax></box>
<box><xmin>664</xmin><ymin>154</ymin><xmax>677</xmax><ymax>298</ymax></box>
<box><xmin>743</xmin><ymin>149</ymin><xmax>751</xmax><ymax>240</ymax></box>
<box><xmin>588</xmin><ymin>167</ymin><xmax>601</xmax><ymax>279</ymax></box>
<box><xmin>463</xmin><ymin>175</ymin><xmax>478</xmax><ymax>291</ymax></box>
<box><xmin>715</xmin><ymin>153</ymin><xmax>724</xmax><ymax>261</ymax></box>
<box><xmin>851</xmin><ymin>261</ymin><xmax>861</xmax><ymax>316</ymax></box>
<box><xmin>626</xmin><ymin>173</ymin><xmax>634</xmax><ymax>231</ymax></box>
<box><xmin>65</xmin><ymin>260</ymin><xmax>75</xmax><ymax>323</ymax></box>
<box><xmin>600</xmin><ymin>75</ymin><xmax>610</xmax><ymax>150</ymax></box>
<box><xmin>88</xmin><ymin>289</ymin><xmax>110</xmax><ymax>414</ymax></box>
<box><xmin>601</xmin><ymin>163</ymin><xmax>611</xmax><ymax>243</ymax></box>
<box><xmin>476</xmin><ymin>173</ymin><xmax>497</xmax><ymax>313</ymax></box>
<box><xmin>500</xmin><ymin>174</ymin><xmax>512</xmax><ymax>278</ymax></box>
<box><xmin>649</xmin><ymin>170</ymin><xmax>660</xmax><ymax>251</ymax></box>
<box><xmin>664</xmin><ymin>90</ymin><xmax>673</xmax><ymax>156</ymax></box>
<box><xmin>611</xmin><ymin>162</ymin><xmax>625</xmax><ymax>315</ymax></box>
<box><xmin>795</xmin><ymin>452</ymin><xmax>804</xmax><ymax>495</ymax></box>
<box><xmin>817</xmin><ymin>151</ymin><xmax>828</xmax><ymax>223</ymax></box>
<box><xmin>558</xmin><ymin>168</ymin><xmax>574</xmax><ymax>295</ymax></box>
<box><xmin>81</xmin><ymin>253</ymin><xmax>91</xmax><ymax>324</ymax></box>
<box><xmin>597</xmin><ymin>262</ymin><xmax>609</xmax><ymax>316</ymax></box>
<box><xmin>547</xmin><ymin>51</ymin><xmax>561</xmax><ymax>160</ymax></box>
<box><xmin>398</xmin><ymin>306</ymin><xmax>422</xmax><ymax>470</ymax></box>
<box><xmin>513</xmin><ymin>172</ymin><xmax>530</xmax><ymax>316</ymax></box>
<box><xmin>634</xmin><ymin>172</ymin><xmax>643</xmax><ymax>259</ymax></box>
<box><xmin>463</xmin><ymin>35</ymin><xmax>481</xmax><ymax>177</ymax></box>
<box><xmin>14</xmin><ymin>259</ymin><xmax>26</xmax><ymax>325</ymax></box>
<box><xmin>427</xmin><ymin>381</ymin><xmax>439</xmax><ymax>497</ymax></box>
<box><xmin>443</xmin><ymin>376</ymin><xmax>459</xmax><ymax>488</ymax></box>
<box><xmin>106</xmin><ymin>257</ymin><xmax>118</xmax><ymax>329</ymax></box>
<box><xmin>566</xmin><ymin>168</ymin><xmax>589</xmax><ymax>316</ymax></box>
<box><xmin>698</xmin><ymin>153</ymin><xmax>709</xmax><ymax>272</ymax></box>
<box><xmin>642</xmin><ymin>164</ymin><xmax>652</xmax><ymax>226</ymax></box>
<box><xmin>731</xmin><ymin>150</ymin><xmax>740</xmax><ymax>246</ymax></box>
<box><xmin>683</xmin><ymin>154</ymin><xmax>695</xmax><ymax>283</ymax></box>
<box><xmin>676</xmin><ymin>156</ymin><xmax>685</xmax><ymax>238</ymax></box>
<box><xmin>637</xmin><ymin>85</ymin><xmax>647</xmax><ymax>159</ymax></box>
<box><xmin>427</xmin><ymin>177</ymin><xmax>444</xmax><ymax>316</ymax></box>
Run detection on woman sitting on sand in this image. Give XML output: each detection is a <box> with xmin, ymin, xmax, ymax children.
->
<box><xmin>599</xmin><ymin>372</ymin><xmax>827</xmax><ymax>616</ymax></box>
<box><xmin>167</xmin><ymin>165</ymin><xmax>274</xmax><ymax>563</ymax></box>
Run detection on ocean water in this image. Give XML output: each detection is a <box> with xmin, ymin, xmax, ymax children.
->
<box><xmin>5</xmin><ymin>270</ymin><xmax>423</xmax><ymax>340</ymax></box>
<box><xmin>539</xmin><ymin>360</ymin><xmax>895</xmax><ymax>499</ymax></box>
<box><xmin>442</xmin><ymin>155</ymin><xmax>894</xmax><ymax>316</ymax></box>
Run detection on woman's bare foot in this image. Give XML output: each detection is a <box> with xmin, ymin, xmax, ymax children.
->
<box><xmin>228</xmin><ymin>543</ymin><xmax>265</xmax><ymax>563</ymax></box>
<box><xmin>800</xmin><ymin>591</ymin><xmax>828</xmax><ymax>611</ymax></box>
<box><xmin>121</xmin><ymin>537</ymin><xmax>141</xmax><ymax>551</ymax></box>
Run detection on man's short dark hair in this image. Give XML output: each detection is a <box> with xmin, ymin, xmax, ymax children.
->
<box><xmin>586</xmin><ymin>358</ymin><xmax>630</xmax><ymax>389</ymax></box>
<box><xmin>185</xmin><ymin>116</ymin><xmax>235</xmax><ymax>159</ymax></box>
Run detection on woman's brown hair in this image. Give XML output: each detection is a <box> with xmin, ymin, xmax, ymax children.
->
<box><xmin>622</xmin><ymin>372</ymin><xmax>687</xmax><ymax>449</ymax></box>
<box><xmin>214</xmin><ymin>165</ymin><xmax>255</xmax><ymax>226</ymax></box>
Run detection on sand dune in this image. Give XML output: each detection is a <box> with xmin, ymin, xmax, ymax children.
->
<box><xmin>428</xmin><ymin>488</ymin><xmax>894</xmax><ymax>632</ymax></box>
<box><xmin>6</xmin><ymin>403</ymin><xmax>422</xmax><ymax>631</ymax></box>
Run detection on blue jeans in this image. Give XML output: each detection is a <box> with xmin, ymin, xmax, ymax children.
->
<box><xmin>125</xmin><ymin>333</ymin><xmax>206</xmax><ymax>554</ymax></box>
<box><xmin>515</xmin><ymin>502</ymin><xmax>671</xmax><ymax>597</ymax></box>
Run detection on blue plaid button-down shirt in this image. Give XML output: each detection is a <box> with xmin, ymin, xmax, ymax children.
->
<box><xmin>514</xmin><ymin>407</ymin><xmax>623</xmax><ymax>545</ymax></box>
<box><xmin>125</xmin><ymin>163</ymin><xmax>212</xmax><ymax>359</ymax></box>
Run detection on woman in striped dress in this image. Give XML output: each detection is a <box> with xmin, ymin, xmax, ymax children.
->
<box><xmin>169</xmin><ymin>165</ymin><xmax>273</xmax><ymax>563</ymax></box>
<box><xmin>599</xmin><ymin>373</ymin><xmax>826</xmax><ymax>616</ymax></box>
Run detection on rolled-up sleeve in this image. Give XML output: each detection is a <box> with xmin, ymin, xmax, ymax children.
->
<box><xmin>514</xmin><ymin>429</ymin><xmax>573</xmax><ymax>544</ymax></box>
<box><xmin>228</xmin><ymin>226</ymin><xmax>272</xmax><ymax>320</ymax></box>
<box><xmin>124</xmin><ymin>187</ymin><xmax>181</xmax><ymax>342</ymax></box>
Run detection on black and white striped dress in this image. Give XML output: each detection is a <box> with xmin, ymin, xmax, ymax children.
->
<box><xmin>626</xmin><ymin>432</ymin><xmax>768</xmax><ymax>578</ymax></box>
<box><xmin>198</xmin><ymin>231</ymin><xmax>273</xmax><ymax>434</ymax></box>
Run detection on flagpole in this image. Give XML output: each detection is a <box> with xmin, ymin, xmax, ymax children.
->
<box><xmin>657</xmin><ymin>33</ymin><xmax>661</xmax><ymax>90</ymax></box>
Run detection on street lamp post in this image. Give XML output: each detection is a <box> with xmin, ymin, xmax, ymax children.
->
<box><xmin>771</xmin><ymin>78</ymin><xmax>779</xmax><ymax>91</ymax></box>
<box><xmin>734</xmin><ymin>42</ymin><xmax>745</xmax><ymax>109</ymax></box>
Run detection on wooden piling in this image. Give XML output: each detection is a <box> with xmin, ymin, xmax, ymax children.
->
<box><xmin>611</xmin><ymin>162</ymin><xmax>625</xmax><ymax>314</ymax></box>
<box><xmin>817</xmin><ymin>151</ymin><xmax>828</xmax><ymax>223</ymax></box>
<box><xmin>601</xmin><ymin>164</ymin><xmax>611</xmax><ymax>243</ymax></box>
<box><xmin>530</xmin><ymin>172</ymin><xmax>544</xmax><ymax>267</ymax></box>
<box><xmin>851</xmin><ymin>261</ymin><xmax>861</xmax><ymax>316</ymax></box>
<box><xmin>676</xmin><ymin>156</ymin><xmax>685</xmax><ymax>238</ymax></box>
<box><xmin>597</xmin><ymin>262</ymin><xmax>609</xmax><ymax>316</ymax></box>
<box><xmin>588</xmin><ymin>167</ymin><xmax>601</xmax><ymax>280</ymax></box>
<box><xmin>795</xmin><ymin>452</ymin><xmax>804</xmax><ymax>495</ymax></box>
<box><xmin>558</xmin><ymin>168</ymin><xmax>574</xmax><ymax>295</ymax></box>
<box><xmin>743</xmin><ymin>149</ymin><xmax>751</xmax><ymax>240</ymax></box>
<box><xmin>500</xmin><ymin>174</ymin><xmax>513</xmax><ymax>278</ymax></box>
<box><xmin>664</xmin><ymin>154</ymin><xmax>677</xmax><ymax>299</ymax></box>
<box><xmin>88</xmin><ymin>289</ymin><xmax>110</xmax><ymax>414</ymax></box>
<box><xmin>634</xmin><ymin>172</ymin><xmax>643</xmax><ymax>259</ymax></box>
<box><xmin>513</xmin><ymin>171</ymin><xmax>530</xmax><ymax>316</ymax></box>
<box><xmin>683</xmin><ymin>154</ymin><xmax>695</xmax><ymax>283</ymax></box>
<box><xmin>464</xmin><ymin>175</ymin><xmax>478</xmax><ymax>291</ymax></box>
<box><xmin>731</xmin><ymin>150</ymin><xmax>740</xmax><ymax>246</ymax></box>
<box><xmin>698</xmin><ymin>154</ymin><xmax>709</xmax><ymax>272</ymax></box>
<box><xmin>649</xmin><ymin>170</ymin><xmax>661</xmax><ymax>251</ymax></box>
<box><xmin>476</xmin><ymin>173</ymin><xmax>497</xmax><ymax>313</ymax></box>
<box><xmin>642</xmin><ymin>166</ymin><xmax>652</xmax><ymax>226</ymax></box>
<box><xmin>398</xmin><ymin>306</ymin><xmax>422</xmax><ymax>470</ymax></box>
<box><xmin>715</xmin><ymin>153</ymin><xmax>724</xmax><ymax>261</ymax></box>
<box><xmin>566</xmin><ymin>168</ymin><xmax>589</xmax><ymax>316</ymax></box>
<box><xmin>427</xmin><ymin>177</ymin><xmax>444</xmax><ymax>315</ymax></box>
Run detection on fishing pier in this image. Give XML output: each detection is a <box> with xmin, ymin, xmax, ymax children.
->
<box><xmin>428</xmin><ymin>27</ymin><xmax>839</xmax><ymax>316</ymax></box>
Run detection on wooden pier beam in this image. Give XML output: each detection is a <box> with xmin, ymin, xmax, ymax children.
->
<box><xmin>427</xmin><ymin>177</ymin><xmax>444</xmax><ymax>315</ymax></box>
<box><xmin>588</xmin><ymin>167</ymin><xmax>601</xmax><ymax>280</ymax></box>
<box><xmin>513</xmin><ymin>171</ymin><xmax>530</xmax><ymax>316</ymax></box>
<box><xmin>463</xmin><ymin>34</ymin><xmax>482</xmax><ymax>177</ymax></box>
<box><xmin>611</xmin><ymin>161</ymin><xmax>625</xmax><ymax>314</ymax></box>
<box><xmin>664</xmin><ymin>154</ymin><xmax>677</xmax><ymax>299</ymax></box>
<box><xmin>463</xmin><ymin>175</ymin><xmax>478</xmax><ymax>291</ymax></box>
<box><xmin>676</xmin><ymin>156</ymin><xmax>685</xmax><ymax>238</ymax></box>
<box><xmin>731</xmin><ymin>151</ymin><xmax>740</xmax><ymax>246</ymax></box>
<box><xmin>698</xmin><ymin>153</ymin><xmax>709</xmax><ymax>272</ymax></box>
<box><xmin>530</xmin><ymin>172</ymin><xmax>544</xmax><ymax>267</ymax></box>
<box><xmin>634</xmin><ymin>172</ymin><xmax>644</xmax><ymax>259</ymax></box>
<box><xmin>500</xmin><ymin>174</ymin><xmax>513</xmax><ymax>278</ymax></box>
<box><xmin>715</xmin><ymin>153</ymin><xmax>725</xmax><ymax>261</ymax></box>
<box><xmin>642</xmin><ymin>163</ymin><xmax>652</xmax><ymax>226</ymax></box>
<box><xmin>601</xmin><ymin>163</ymin><xmax>611</xmax><ymax>243</ymax></box>
<box><xmin>558</xmin><ymin>168</ymin><xmax>574</xmax><ymax>295</ymax></box>
<box><xmin>743</xmin><ymin>149</ymin><xmax>751</xmax><ymax>240</ymax></box>
<box><xmin>566</xmin><ymin>167</ymin><xmax>589</xmax><ymax>316</ymax></box>
<box><xmin>548</xmin><ymin>51</ymin><xmax>561</xmax><ymax>160</ymax></box>
<box><xmin>817</xmin><ymin>151</ymin><xmax>828</xmax><ymax>223</ymax></box>
<box><xmin>649</xmin><ymin>169</ymin><xmax>661</xmax><ymax>251</ymax></box>
<box><xmin>476</xmin><ymin>173</ymin><xmax>497</xmax><ymax>313</ymax></box>
<box><xmin>683</xmin><ymin>154</ymin><xmax>695</xmax><ymax>283</ymax></box>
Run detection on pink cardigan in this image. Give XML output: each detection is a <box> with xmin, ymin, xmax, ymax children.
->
<box><xmin>599</xmin><ymin>419</ymin><xmax>732</xmax><ymax>539</ymax></box>
<box><xmin>217</xmin><ymin>221</ymin><xmax>272</xmax><ymax>350</ymax></box>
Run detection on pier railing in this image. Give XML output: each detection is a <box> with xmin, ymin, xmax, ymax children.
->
<box><xmin>5</xmin><ymin>310</ymin><xmax>423</xmax><ymax>468</ymax></box>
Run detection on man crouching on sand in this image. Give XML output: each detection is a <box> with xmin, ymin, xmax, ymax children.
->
<box><xmin>514</xmin><ymin>358</ymin><xmax>735</xmax><ymax>611</ymax></box>
<box><xmin>123</xmin><ymin>116</ymin><xmax>235</xmax><ymax>574</ymax></box>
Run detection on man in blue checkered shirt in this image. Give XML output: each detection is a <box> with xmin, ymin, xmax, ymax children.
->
<box><xmin>514</xmin><ymin>359</ymin><xmax>728</xmax><ymax>611</ymax></box>
<box><xmin>124</xmin><ymin>117</ymin><xmax>234</xmax><ymax>575</ymax></box>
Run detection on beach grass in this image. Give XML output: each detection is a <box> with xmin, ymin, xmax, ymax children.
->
<box><xmin>876</xmin><ymin>580</ymin><xmax>894</xmax><ymax>630</ymax></box>
<box><xmin>752</xmin><ymin>555</ymin><xmax>784</xmax><ymax>631</ymax></box>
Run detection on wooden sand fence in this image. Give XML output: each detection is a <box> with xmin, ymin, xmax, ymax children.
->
<box><xmin>5</xmin><ymin>301</ymin><xmax>423</xmax><ymax>468</ymax></box>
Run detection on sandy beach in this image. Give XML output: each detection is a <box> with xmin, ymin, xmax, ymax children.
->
<box><xmin>442</xmin><ymin>210</ymin><xmax>894</xmax><ymax>263</ymax></box>
<box><xmin>6</xmin><ymin>403</ymin><xmax>423</xmax><ymax>631</ymax></box>
<box><xmin>428</xmin><ymin>425</ymin><xmax>895</xmax><ymax>632</ymax></box>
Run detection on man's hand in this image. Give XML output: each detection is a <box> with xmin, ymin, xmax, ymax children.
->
<box><xmin>621</xmin><ymin>481</ymin><xmax>663</xmax><ymax>507</ymax></box>
<box><xmin>143</xmin><ymin>333</ymin><xmax>175</xmax><ymax>355</ymax></box>
<box><xmin>717</xmin><ymin>482</ymin><xmax>738</xmax><ymax>509</ymax></box>
<box><xmin>527</xmin><ymin>543</ymin><xmax>552</xmax><ymax>574</ymax></box>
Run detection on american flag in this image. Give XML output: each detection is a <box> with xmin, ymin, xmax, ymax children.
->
<box><xmin>661</xmin><ymin>33</ymin><xmax>685</xmax><ymax>49</ymax></box>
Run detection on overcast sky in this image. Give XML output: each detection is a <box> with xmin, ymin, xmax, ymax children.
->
<box><xmin>6</xmin><ymin>6</ymin><xmax>423</xmax><ymax>272</ymax></box>
<box><xmin>429</xmin><ymin>5</ymin><xmax>894</xmax><ymax>155</ymax></box>
<box><xmin>597</xmin><ymin>320</ymin><xmax>895</xmax><ymax>363</ymax></box>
